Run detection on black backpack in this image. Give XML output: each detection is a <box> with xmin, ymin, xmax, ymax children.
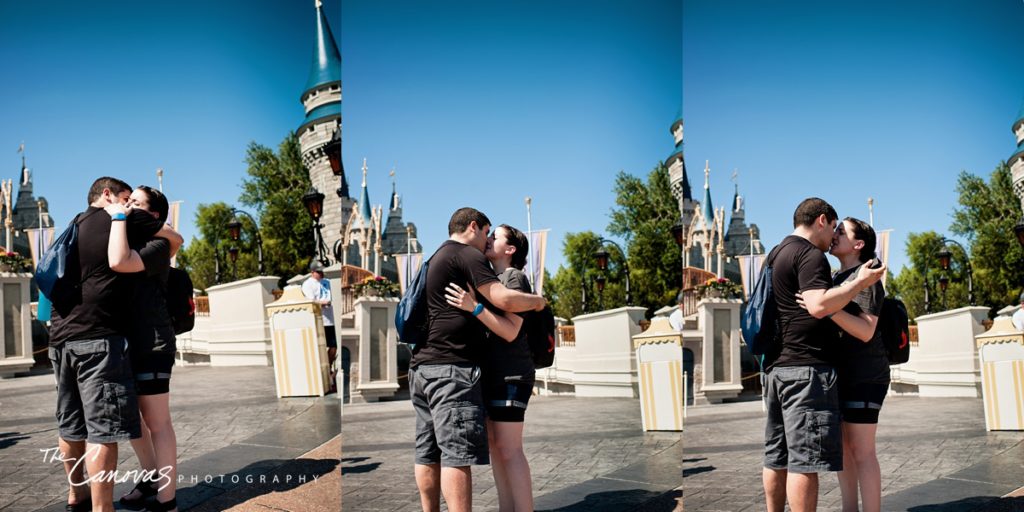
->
<box><xmin>165</xmin><ymin>267</ymin><xmax>195</xmax><ymax>335</ymax></box>
<box><xmin>879</xmin><ymin>297</ymin><xmax>910</xmax><ymax>364</ymax></box>
<box><xmin>525</xmin><ymin>305</ymin><xmax>556</xmax><ymax>369</ymax></box>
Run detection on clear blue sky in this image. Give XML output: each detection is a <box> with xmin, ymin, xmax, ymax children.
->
<box><xmin>684</xmin><ymin>0</ymin><xmax>1024</xmax><ymax>275</ymax></box>
<box><xmin>342</xmin><ymin>0</ymin><xmax>682</xmax><ymax>272</ymax></box>
<box><xmin>0</xmin><ymin>0</ymin><xmax>339</xmax><ymax>253</ymax></box>
<box><xmin>1</xmin><ymin>0</ymin><xmax>681</xmax><ymax>277</ymax></box>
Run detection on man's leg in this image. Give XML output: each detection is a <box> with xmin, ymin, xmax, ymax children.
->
<box><xmin>85</xmin><ymin>442</ymin><xmax>118</xmax><ymax>512</ymax></box>
<box><xmin>58</xmin><ymin>438</ymin><xmax>90</xmax><ymax>506</ymax></box>
<box><xmin>440</xmin><ymin>466</ymin><xmax>472</xmax><ymax>512</ymax></box>
<box><xmin>415</xmin><ymin>463</ymin><xmax>441</xmax><ymax>512</ymax></box>
<box><xmin>786</xmin><ymin>472</ymin><xmax>818</xmax><ymax>512</ymax></box>
<box><xmin>763</xmin><ymin>468</ymin><xmax>787</xmax><ymax>512</ymax></box>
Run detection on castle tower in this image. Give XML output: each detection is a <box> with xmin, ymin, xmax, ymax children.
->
<box><xmin>299</xmin><ymin>0</ymin><xmax>347</xmax><ymax>255</ymax></box>
<box><xmin>1010</xmin><ymin>99</ymin><xmax>1024</xmax><ymax>214</ymax></box>
<box><xmin>667</xmin><ymin>108</ymin><xmax>696</xmax><ymax>230</ymax></box>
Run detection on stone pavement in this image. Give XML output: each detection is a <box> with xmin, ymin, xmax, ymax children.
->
<box><xmin>342</xmin><ymin>396</ymin><xmax>684</xmax><ymax>511</ymax></box>
<box><xmin>682</xmin><ymin>396</ymin><xmax>1024</xmax><ymax>511</ymax></box>
<box><xmin>343</xmin><ymin>393</ymin><xmax>1024</xmax><ymax>512</ymax></box>
<box><xmin>0</xmin><ymin>365</ymin><xmax>340</xmax><ymax>511</ymax></box>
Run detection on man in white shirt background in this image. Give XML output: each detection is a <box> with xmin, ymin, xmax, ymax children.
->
<box><xmin>1012</xmin><ymin>292</ymin><xmax>1024</xmax><ymax>331</ymax></box>
<box><xmin>303</xmin><ymin>261</ymin><xmax>337</xmax><ymax>390</ymax></box>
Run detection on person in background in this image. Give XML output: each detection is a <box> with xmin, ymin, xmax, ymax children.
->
<box><xmin>303</xmin><ymin>261</ymin><xmax>337</xmax><ymax>388</ymax></box>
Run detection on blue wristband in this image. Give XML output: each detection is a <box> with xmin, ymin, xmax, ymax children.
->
<box><xmin>472</xmin><ymin>303</ymin><xmax>484</xmax><ymax>316</ymax></box>
<box><xmin>110</xmin><ymin>213</ymin><xmax>126</xmax><ymax>221</ymax></box>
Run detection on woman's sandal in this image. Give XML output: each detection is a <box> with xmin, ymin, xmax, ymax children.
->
<box><xmin>119</xmin><ymin>481</ymin><xmax>158</xmax><ymax>510</ymax></box>
<box><xmin>145</xmin><ymin>497</ymin><xmax>177</xmax><ymax>512</ymax></box>
<box><xmin>65</xmin><ymin>501</ymin><xmax>91</xmax><ymax>512</ymax></box>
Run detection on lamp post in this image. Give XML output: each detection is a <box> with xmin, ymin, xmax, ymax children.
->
<box><xmin>228</xmin><ymin>246</ymin><xmax>239</xmax><ymax>282</ymax></box>
<box><xmin>592</xmin><ymin>237</ymin><xmax>631</xmax><ymax>307</ymax></box>
<box><xmin>226</xmin><ymin>209</ymin><xmax>264</xmax><ymax>275</ymax></box>
<box><xmin>302</xmin><ymin>186</ymin><xmax>330</xmax><ymax>266</ymax></box>
<box><xmin>594</xmin><ymin>274</ymin><xmax>606</xmax><ymax>311</ymax></box>
<box><xmin>936</xmin><ymin>237</ymin><xmax>974</xmax><ymax>307</ymax></box>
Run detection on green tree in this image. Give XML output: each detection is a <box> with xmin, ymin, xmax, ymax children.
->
<box><xmin>949</xmin><ymin>164</ymin><xmax>1024</xmax><ymax>310</ymax></box>
<box><xmin>889</xmin><ymin>163</ymin><xmax>1023</xmax><ymax>320</ymax></box>
<box><xmin>177</xmin><ymin>132</ymin><xmax>314</xmax><ymax>291</ymax></box>
<box><xmin>607</xmin><ymin>164</ymin><xmax>682</xmax><ymax>315</ymax></box>
<box><xmin>545</xmin><ymin>231</ymin><xmax>627</xmax><ymax>320</ymax></box>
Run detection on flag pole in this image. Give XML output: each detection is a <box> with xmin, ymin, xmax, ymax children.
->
<box><xmin>157</xmin><ymin>168</ymin><xmax>164</xmax><ymax>193</ymax></box>
<box><xmin>525</xmin><ymin>197</ymin><xmax>533</xmax><ymax>288</ymax></box>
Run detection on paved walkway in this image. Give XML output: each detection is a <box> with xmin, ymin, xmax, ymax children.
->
<box><xmin>343</xmin><ymin>392</ymin><xmax>1024</xmax><ymax>512</ymax></box>
<box><xmin>682</xmin><ymin>396</ymin><xmax>1024</xmax><ymax>511</ymax></box>
<box><xmin>0</xmin><ymin>366</ymin><xmax>340</xmax><ymax>511</ymax></box>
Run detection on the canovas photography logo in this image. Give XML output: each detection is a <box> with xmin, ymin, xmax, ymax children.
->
<box><xmin>41</xmin><ymin>446</ymin><xmax>321</xmax><ymax>490</ymax></box>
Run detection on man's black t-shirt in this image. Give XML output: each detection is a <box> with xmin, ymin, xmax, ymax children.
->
<box><xmin>49</xmin><ymin>207</ymin><xmax>163</xmax><ymax>346</ymax></box>
<box><xmin>770</xmin><ymin>235</ymin><xmax>840</xmax><ymax>368</ymax></box>
<box><xmin>410</xmin><ymin>240</ymin><xmax>499</xmax><ymax>368</ymax></box>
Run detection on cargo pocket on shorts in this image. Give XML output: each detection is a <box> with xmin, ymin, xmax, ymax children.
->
<box><xmin>810</xmin><ymin>410</ymin><xmax>841</xmax><ymax>467</ymax></box>
<box><xmin>450</xmin><ymin>405</ymin><xmax>486</xmax><ymax>461</ymax></box>
<box><xmin>101</xmin><ymin>382</ymin><xmax>128</xmax><ymax>433</ymax></box>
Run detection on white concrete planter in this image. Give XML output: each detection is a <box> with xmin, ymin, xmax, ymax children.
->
<box><xmin>570</xmin><ymin>306</ymin><xmax>647</xmax><ymax>398</ymax></box>
<box><xmin>205</xmin><ymin>276</ymin><xmax>280</xmax><ymax>366</ymax></box>
<box><xmin>0</xmin><ymin>272</ymin><xmax>33</xmax><ymax>378</ymax></box>
<box><xmin>909</xmin><ymin>306</ymin><xmax>990</xmax><ymax>397</ymax></box>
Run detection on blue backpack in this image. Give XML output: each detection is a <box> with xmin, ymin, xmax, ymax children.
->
<box><xmin>740</xmin><ymin>242</ymin><xmax>791</xmax><ymax>367</ymax></box>
<box><xmin>35</xmin><ymin>213</ymin><xmax>85</xmax><ymax>301</ymax></box>
<box><xmin>394</xmin><ymin>257</ymin><xmax>432</xmax><ymax>352</ymax></box>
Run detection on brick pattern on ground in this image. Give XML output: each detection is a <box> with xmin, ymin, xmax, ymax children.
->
<box><xmin>0</xmin><ymin>366</ymin><xmax>321</xmax><ymax>512</ymax></box>
<box><xmin>342</xmin><ymin>396</ymin><xmax>682</xmax><ymax>512</ymax></box>
<box><xmin>681</xmin><ymin>397</ymin><xmax>1024</xmax><ymax>511</ymax></box>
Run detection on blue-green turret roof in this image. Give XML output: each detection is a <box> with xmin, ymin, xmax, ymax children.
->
<box><xmin>304</xmin><ymin>2</ymin><xmax>341</xmax><ymax>97</ymax></box>
<box><xmin>1010</xmin><ymin>142</ymin><xmax>1024</xmax><ymax>164</ymax></box>
<box><xmin>671</xmin><ymin>107</ymin><xmax>682</xmax><ymax>133</ymax></box>
<box><xmin>298</xmin><ymin>102</ymin><xmax>341</xmax><ymax>134</ymax></box>
<box><xmin>359</xmin><ymin>172</ymin><xmax>372</xmax><ymax>225</ymax></box>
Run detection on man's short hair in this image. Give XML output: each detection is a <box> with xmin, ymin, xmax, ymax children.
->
<box><xmin>87</xmin><ymin>177</ymin><xmax>131</xmax><ymax>205</ymax></box>
<box><xmin>136</xmin><ymin>185</ymin><xmax>169</xmax><ymax>223</ymax></box>
<box><xmin>793</xmin><ymin>197</ymin><xmax>838</xmax><ymax>228</ymax></box>
<box><xmin>1019</xmin><ymin>291</ymin><xmax>1024</xmax><ymax>304</ymax></box>
<box><xmin>448</xmin><ymin>207</ymin><xmax>491</xmax><ymax>235</ymax></box>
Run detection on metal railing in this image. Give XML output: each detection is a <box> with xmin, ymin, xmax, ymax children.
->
<box><xmin>557</xmin><ymin>325</ymin><xmax>576</xmax><ymax>347</ymax></box>
<box><xmin>195</xmin><ymin>296</ymin><xmax>210</xmax><ymax>317</ymax></box>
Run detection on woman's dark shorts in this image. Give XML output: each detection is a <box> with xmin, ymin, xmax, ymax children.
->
<box><xmin>839</xmin><ymin>380</ymin><xmax>889</xmax><ymax>424</ymax></box>
<box><xmin>130</xmin><ymin>326</ymin><xmax>176</xmax><ymax>396</ymax></box>
<box><xmin>483</xmin><ymin>373</ymin><xmax>535</xmax><ymax>423</ymax></box>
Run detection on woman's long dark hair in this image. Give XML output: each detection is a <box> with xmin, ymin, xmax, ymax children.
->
<box><xmin>844</xmin><ymin>216</ymin><xmax>876</xmax><ymax>264</ymax></box>
<box><xmin>136</xmin><ymin>185</ymin><xmax>169</xmax><ymax>222</ymax></box>
<box><xmin>499</xmin><ymin>224</ymin><xmax>529</xmax><ymax>270</ymax></box>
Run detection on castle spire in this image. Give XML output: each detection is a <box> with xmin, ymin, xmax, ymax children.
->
<box><xmin>359</xmin><ymin>158</ymin><xmax>372</xmax><ymax>224</ymax></box>
<box><xmin>389</xmin><ymin>168</ymin><xmax>400</xmax><ymax>210</ymax></box>
<box><xmin>702</xmin><ymin>161</ymin><xmax>714</xmax><ymax>228</ymax></box>
<box><xmin>304</xmin><ymin>0</ymin><xmax>341</xmax><ymax>97</ymax></box>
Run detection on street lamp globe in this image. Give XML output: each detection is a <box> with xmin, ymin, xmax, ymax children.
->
<box><xmin>595</xmin><ymin>274</ymin><xmax>606</xmax><ymax>293</ymax></box>
<box><xmin>671</xmin><ymin>221</ymin><xmax>685</xmax><ymax>247</ymax></box>
<box><xmin>325</xmin><ymin>130</ymin><xmax>342</xmax><ymax>177</ymax></box>
<box><xmin>937</xmin><ymin>248</ymin><xmax>952</xmax><ymax>271</ymax></box>
<box><xmin>593</xmin><ymin>249</ymin><xmax>610</xmax><ymax>271</ymax></box>
<box><xmin>228</xmin><ymin>246</ymin><xmax>239</xmax><ymax>263</ymax></box>
<box><xmin>938</xmin><ymin>274</ymin><xmax>949</xmax><ymax>292</ymax></box>
<box><xmin>227</xmin><ymin>216</ymin><xmax>242</xmax><ymax>242</ymax></box>
<box><xmin>302</xmin><ymin>186</ymin><xmax>325</xmax><ymax>221</ymax></box>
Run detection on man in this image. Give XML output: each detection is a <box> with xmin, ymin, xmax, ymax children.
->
<box><xmin>411</xmin><ymin>207</ymin><xmax>546</xmax><ymax>512</ymax></box>
<box><xmin>762</xmin><ymin>198</ymin><xmax>885</xmax><ymax>512</ymax></box>
<box><xmin>302</xmin><ymin>261</ymin><xmax>337</xmax><ymax>385</ymax></box>
<box><xmin>48</xmin><ymin>177</ymin><xmax>181</xmax><ymax>512</ymax></box>
<box><xmin>1013</xmin><ymin>292</ymin><xmax>1024</xmax><ymax>331</ymax></box>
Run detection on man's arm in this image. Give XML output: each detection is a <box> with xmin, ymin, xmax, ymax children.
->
<box><xmin>800</xmin><ymin>263</ymin><xmax>886</xmax><ymax>319</ymax></box>
<box><xmin>476</xmin><ymin>280</ymin><xmax>545</xmax><ymax>313</ymax></box>
<box><xmin>446</xmin><ymin>283</ymin><xmax>524</xmax><ymax>342</ymax></box>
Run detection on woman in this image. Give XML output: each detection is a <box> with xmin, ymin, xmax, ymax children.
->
<box><xmin>107</xmin><ymin>186</ymin><xmax>180</xmax><ymax>512</ymax></box>
<box><xmin>828</xmin><ymin>217</ymin><xmax>889</xmax><ymax>512</ymax></box>
<box><xmin>444</xmin><ymin>224</ymin><xmax>535</xmax><ymax>512</ymax></box>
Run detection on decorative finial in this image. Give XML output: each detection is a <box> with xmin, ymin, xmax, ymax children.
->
<box><xmin>362</xmin><ymin>158</ymin><xmax>368</xmax><ymax>187</ymax></box>
<box><xmin>315</xmin><ymin>0</ymin><xmax>323</xmax><ymax>8</ymax></box>
<box><xmin>525</xmin><ymin>197</ymin><xmax>532</xmax><ymax>206</ymax></box>
<box><xmin>704</xmin><ymin>160</ymin><xmax>710</xmax><ymax>188</ymax></box>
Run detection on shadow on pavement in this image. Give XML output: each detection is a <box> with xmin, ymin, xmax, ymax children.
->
<box><xmin>341</xmin><ymin>461</ymin><xmax>380</xmax><ymax>475</ymax></box>
<box><xmin>908</xmin><ymin>496</ymin><xmax>1023</xmax><ymax>512</ymax></box>
<box><xmin>0</xmin><ymin>431</ymin><xmax>29</xmax><ymax>449</ymax></box>
<box><xmin>682</xmin><ymin>465</ymin><xmax>715</xmax><ymax>477</ymax></box>
<box><xmin>537</xmin><ymin>489</ymin><xmax>667</xmax><ymax>512</ymax></box>
<box><xmin>180</xmin><ymin>457</ymin><xmax>339</xmax><ymax>512</ymax></box>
